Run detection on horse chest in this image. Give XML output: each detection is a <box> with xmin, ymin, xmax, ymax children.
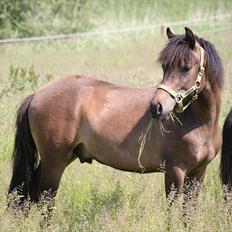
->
<box><xmin>176</xmin><ymin>127</ymin><xmax>221</xmax><ymax>168</ymax></box>
<box><xmin>155</xmin><ymin>123</ymin><xmax>200</xmax><ymax>161</ymax></box>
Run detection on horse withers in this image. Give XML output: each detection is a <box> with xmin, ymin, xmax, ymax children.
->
<box><xmin>8</xmin><ymin>27</ymin><xmax>224</xmax><ymax>211</ymax></box>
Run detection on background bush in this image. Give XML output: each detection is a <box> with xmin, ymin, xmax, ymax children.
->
<box><xmin>0</xmin><ymin>0</ymin><xmax>232</xmax><ymax>39</ymax></box>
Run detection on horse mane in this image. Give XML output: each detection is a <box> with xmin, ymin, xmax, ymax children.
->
<box><xmin>158</xmin><ymin>34</ymin><xmax>224</xmax><ymax>89</ymax></box>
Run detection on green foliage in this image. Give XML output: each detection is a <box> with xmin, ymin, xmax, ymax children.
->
<box><xmin>0</xmin><ymin>0</ymin><xmax>99</xmax><ymax>39</ymax></box>
<box><xmin>0</xmin><ymin>66</ymin><xmax>39</xmax><ymax>99</ymax></box>
<box><xmin>0</xmin><ymin>0</ymin><xmax>31</xmax><ymax>38</ymax></box>
<box><xmin>0</xmin><ymin>0</ymin><xmax>232</xmax><ymax>39</ymax></box>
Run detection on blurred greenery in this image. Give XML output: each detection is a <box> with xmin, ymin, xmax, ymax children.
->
<box><xmin>0</xmin><ymin>0</ymin><xmax>98</xmax><ymax>38</ymax></box>
<box><xmin>0</xmin><ymin>0</ymin><xmax>232</xmax><ymax>39</ymax></box>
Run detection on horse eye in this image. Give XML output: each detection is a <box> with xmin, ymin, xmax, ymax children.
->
<box><xmin>180</xmin><ymin>66</ymin><xmax>191</xmax><ymax>73</ymax></box>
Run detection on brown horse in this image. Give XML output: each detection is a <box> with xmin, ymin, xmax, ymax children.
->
<box><xmin>8</xmin><ymin>27</ymin><xmax>224</xmax><ymax>209</ymax></box>
<box><xmin>221</xmin><ymin>108</ymin><xmax>232</xmax><ymax>201</ymax></box>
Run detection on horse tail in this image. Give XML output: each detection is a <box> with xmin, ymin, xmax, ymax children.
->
<box><xmin>8</xmin><ymin>94</ymin><xmax>40</xmax><ymax>203</ymax></box>
<box><xmin>220</xmin><ymin>107</ymin><xmax>232</xmax><ymax>192</ymax></box>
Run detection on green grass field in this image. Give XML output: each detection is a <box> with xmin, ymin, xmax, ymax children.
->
<box><xmin>0</xmin><ymin>1</ymin><xmax>232</xmax><ymax>231</ymax></box>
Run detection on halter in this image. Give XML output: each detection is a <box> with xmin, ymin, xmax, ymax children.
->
<box><xmin>157</xmin><ymin>46</ymin><xmax>205</xmax><ymax>113</ymax></box>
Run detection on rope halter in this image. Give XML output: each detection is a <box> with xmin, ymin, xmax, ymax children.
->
<box><xmin>157</xmin><ymin>46</ymin><xmax>205</xmax><ymax>113</ymax></box>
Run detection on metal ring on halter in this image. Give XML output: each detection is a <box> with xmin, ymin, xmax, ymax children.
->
<box><xmin>195</xmin><ymin>81</ymin><xmax>201</xmax><ymax>89</ymax></box>
<box><xmin>175</xmin><ymin>94</ymin><xmax>183</xmax><ymax>104</ymax></box>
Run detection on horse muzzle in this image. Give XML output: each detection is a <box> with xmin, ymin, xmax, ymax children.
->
<box><xmin>150</xmin><ymin>97</ymin><xmax>176</xmax><ymax>119</ymax></box>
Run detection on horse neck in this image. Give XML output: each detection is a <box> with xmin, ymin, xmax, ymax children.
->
<box><xmin>193</xmin><ymin>78</ymin><xmax>221</xmax><ymax>128</ymax></box>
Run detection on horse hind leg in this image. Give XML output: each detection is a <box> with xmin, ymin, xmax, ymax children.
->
<box><xmin>29</xmin><ymin>162</ymin><xmax>42</xmax><ymax>202</ymax></box>
<box><xmin>31</xmin><ymin>147</ymin><xmax>74</xmax><ymax>209</ymax></box>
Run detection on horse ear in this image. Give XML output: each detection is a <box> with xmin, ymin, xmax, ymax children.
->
<box><xmin>184</xmin><ymin>27</ymin><xmax>195</xmax><ymax>49</ymax></box>
<box><xmin>166</xmin><ymin>27</ymin><xmax>175</xmax><ymax>39</ymax></box>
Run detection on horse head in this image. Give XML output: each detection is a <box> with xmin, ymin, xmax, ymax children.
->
<box><xmin>150</xmin><ymin>27</ymin><xmax>207</xmax><ymax>118</ymax></box>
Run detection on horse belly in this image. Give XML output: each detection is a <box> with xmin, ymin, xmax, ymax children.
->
<box><xmin>83</xmin><ymin>132</ymin><xmax>163</xmax><ymax>173</ymax></box>
<box><xmin>95</xmin><ymin>149</ymin><xmax>163</xmax><ymax>173</ymax></box>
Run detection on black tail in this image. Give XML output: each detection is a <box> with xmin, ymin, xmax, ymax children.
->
<box><xmin>8</xmin><ymin>94</ymin><xmax>40</xmax><ymax>203</ymax></box>
<box><xmin>221</xmin><ymin>108</ymin><xmax>232</xmax><ymax>191</ymax></box>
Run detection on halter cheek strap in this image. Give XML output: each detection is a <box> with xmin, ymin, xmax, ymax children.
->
<box><xmin>157</xmin><ymin>46</ymin><xmax>205</xmax><ymax>113</ymax></box>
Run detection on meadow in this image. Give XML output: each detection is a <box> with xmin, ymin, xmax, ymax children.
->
<box><xmin>0</xmin><ymin>1</ymin><xmax>232</xmax><ymax>231</ymax></box>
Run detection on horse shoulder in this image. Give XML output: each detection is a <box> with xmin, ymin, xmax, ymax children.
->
<box><xmin>179</xmin><ymin>125</ymin><xmax>219</xmax><ymax>168</ymax></box>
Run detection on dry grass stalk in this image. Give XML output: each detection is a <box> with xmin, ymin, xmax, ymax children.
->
<box><xmin>138</xmin><ymin>119</ymin><xmax>154</xmax><ymax>171</ymax></box>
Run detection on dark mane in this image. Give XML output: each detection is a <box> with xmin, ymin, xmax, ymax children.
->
<box><xmin>158</xmin><ymin>34</ymin><xmax>224</xmax><ymax>88</ymax></box>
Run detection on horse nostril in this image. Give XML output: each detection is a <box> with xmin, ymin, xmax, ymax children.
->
<box><xmin>150</xmin><ymin>101</ymin><xmax>163</xmax><ymax>119</ymax></box>
<box><xmin>156</xmin><ymin>103</ymin><xmax>162</xmax><ymax>117</ymax></box>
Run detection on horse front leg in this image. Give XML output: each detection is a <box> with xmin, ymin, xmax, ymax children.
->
<box><xmin>164</xmin><ymin>161</ymin><xmax>186</xmax><ymax>231</ymax></box>
<box><xmin>164</xmin><ymin>161</ymin><xmax>186</xmax><ymax>206</ymax></box>
<box><xmin>183</xmin><ymin>164</ymin><xmax>207</xmax><ymax>224</ymax></box>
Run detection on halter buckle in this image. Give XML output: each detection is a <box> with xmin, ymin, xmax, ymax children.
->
<box><xmin>193</xmin><ymin>94</ymin><xmax>198</xmax><ymax>101</ymax></box>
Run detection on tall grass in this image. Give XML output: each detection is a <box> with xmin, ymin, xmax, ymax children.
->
<box><xmin>0</xmin><ymin>27</ymin><xmax>232</xmax><ymax>231</ymax></box>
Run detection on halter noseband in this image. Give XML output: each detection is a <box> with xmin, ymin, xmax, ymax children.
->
<box><xmin>157</xmin><ymin>46</ymin><xmax>205</xmax><ymax>113</ymax></box>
